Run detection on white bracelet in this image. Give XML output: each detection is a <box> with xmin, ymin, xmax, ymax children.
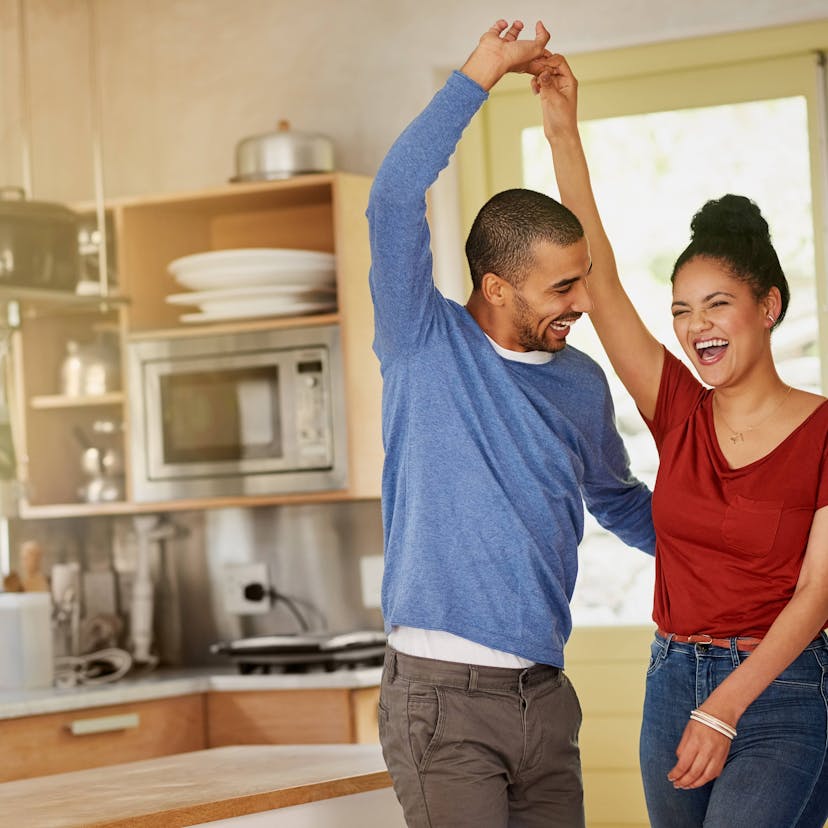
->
<box><xmin>690</xmin><ymin>708</ymin><xmax>737</xmax><ymax>740</ymax></box>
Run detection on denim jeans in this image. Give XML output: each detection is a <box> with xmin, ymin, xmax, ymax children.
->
<box><xmin>639</xmin><ymin>632</ymin><xmax>828</xmax><ymax>828</ymax></box>
<box><xmin>378</xmin><ymin>647</ymin><xmax>584</xmax><ymax>828</ymax></box>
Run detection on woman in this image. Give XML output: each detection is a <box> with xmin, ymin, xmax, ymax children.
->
<box><xmin>534</xmin><ymin>57</ymin><xmax>828</xmax><ymax>827</ymax></box>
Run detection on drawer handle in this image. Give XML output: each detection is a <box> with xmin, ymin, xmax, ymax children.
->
<box><xmin>68</xmin><ymin>712</ymin><xmax>140</xmax><ymax>736</ymax></box>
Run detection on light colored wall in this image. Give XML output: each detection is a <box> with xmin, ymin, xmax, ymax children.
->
<box><xmin>1</xmin><ymin>0</ymin><xmax>827</xmax><ymax>203</ymax></box>
<box><xmin>567</xmin><ymin>625</ymin><xmax>655</xmax><ymax>828</ymax></box>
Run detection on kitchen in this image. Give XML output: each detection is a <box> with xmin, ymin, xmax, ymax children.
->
<box><xmin>1</xmin><ymin>2</ymin><xmax>827</xmax><ymax>826</ymax></box>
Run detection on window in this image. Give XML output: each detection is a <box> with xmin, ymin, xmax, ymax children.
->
<box><xmin>456</xmin><ymin>22</ymin><xmax>828</xmax><ymax>625</ymax></box>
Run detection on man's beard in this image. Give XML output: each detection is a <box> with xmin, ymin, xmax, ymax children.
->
<box><xmin>511</xmin><ymin>290</ymin><xmax>566</xmax><ymax>353</ymax></box>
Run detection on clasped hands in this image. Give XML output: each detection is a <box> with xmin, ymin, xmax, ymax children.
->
<box><xmin>462</xmin><ymin>19</ymin><xmax>577</xmax><ymax>133</ymax></box>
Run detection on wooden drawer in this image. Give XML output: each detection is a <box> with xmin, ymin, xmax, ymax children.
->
<box><xmin>0</xmin><ymin>693</ymin><xmax>206</xmax><ymax>782</ymax></box>
<box><xmin>207</xmin><ymin>686</ymin><xmax>380</xmax><ymax>747</ymax></box>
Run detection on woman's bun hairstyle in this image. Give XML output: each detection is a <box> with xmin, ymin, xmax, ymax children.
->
<box><xmin>690</xmin><ymin>194</ymin><xmax>769</xmax><ymax>244</ymax></box>
<box><xmin>672</xmin><ymin>194</ymin><xmax>789</xmax><ymax>327</ymax></box>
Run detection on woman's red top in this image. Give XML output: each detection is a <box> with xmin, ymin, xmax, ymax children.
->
<box><xmin>644</xmin><ymin>347</ymin><xmax>828</xmax><ymax>637</ymax></box>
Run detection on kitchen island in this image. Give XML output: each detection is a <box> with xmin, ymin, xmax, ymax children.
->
<box><xmin>0</xmin><ymin>744</ymin><xmax>403</xmax><ymax>827</ymax></box>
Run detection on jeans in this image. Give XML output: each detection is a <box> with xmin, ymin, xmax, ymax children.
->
<box><xmin>378</xmin><ymin>647</ymin><xmax>585</xmax><ymax>828</ymax></box>
<box><xmin>640</xmin><ymin>632</ymin><xmax>828</xmax><ymax>828</ymax></box>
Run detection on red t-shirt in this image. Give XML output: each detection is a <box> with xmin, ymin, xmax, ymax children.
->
<box><xmin>644</xmin><ymin>347</ymin><xmax>828</xmax><ymax>637</ymax></box>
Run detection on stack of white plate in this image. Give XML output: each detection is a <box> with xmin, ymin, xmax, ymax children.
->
<box><xmin>166</xmin><ymin>248</ymin><xmax>337</xmax><ymax>323</ymax></box>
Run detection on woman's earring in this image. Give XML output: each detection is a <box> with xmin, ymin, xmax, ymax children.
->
<box><xmin>767</xmin><ymin>313</ymin><xmax>775</xmax><ymax>325</ymax></box>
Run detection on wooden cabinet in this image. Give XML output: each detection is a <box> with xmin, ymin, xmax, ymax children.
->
<box><xmin>0</xmin><ymin>683</ymin><xmax>380</xmax><ymax>782</ymax></box>
<box><xmin>206</xmin><ymin>686</ymin><xmax>380</xmax><ymax>747</ymax></box>
<box><xmin>0</xmin><ymin>693</ymin><xmax>206</xmax><ymax>782</ymax></box>
<box><xmin>10</xmin><ymin>173</ymin><xmax>382</xmax><ymax>517</ymax></box>
<box><xmin>11</xmin><ymin>308</ymin><xmax>128</xmax><ymax>516</ymax></box>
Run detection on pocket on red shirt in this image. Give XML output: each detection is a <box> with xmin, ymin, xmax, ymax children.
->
<box><xmin>721</xmin><ymin>494</ymin><xmax>783</xmax><ymax>558</ymax></box>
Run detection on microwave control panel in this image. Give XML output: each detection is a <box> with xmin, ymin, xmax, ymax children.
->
<box><xmin>295</xmin><ymin>353</ymin><xmax>334</xmax><ymax>464</ymax></box>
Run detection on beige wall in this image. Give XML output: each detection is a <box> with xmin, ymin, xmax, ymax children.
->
<box><xmin>568</xmin><ymin>625</ymin><xmax>655</xmax><ymax>828</ymax></box>
<box><xmin>1</xmin><ymin>0</ymin><xmax>828</xmax><ymax>204</ymax></box>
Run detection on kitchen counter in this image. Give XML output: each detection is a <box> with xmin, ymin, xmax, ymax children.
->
<box><xmin>0</xmin><ymin>665</ymin><xmax>382</xmax><ymax>720</ymax></box>
<box><xmin>0</xmin><ymin>744</ymin><xmax>402</xmax><ymax>827</ymax></box>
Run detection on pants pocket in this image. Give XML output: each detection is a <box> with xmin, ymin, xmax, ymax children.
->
<box><xmin>646</xmin><ymin>638</ymin><xmax>666</xmax><ymax>676</ymax></box>
<box><xmin>407</xmin><ymin>682</ymin><xmax>445</xmax><ymax>772</ymax></box>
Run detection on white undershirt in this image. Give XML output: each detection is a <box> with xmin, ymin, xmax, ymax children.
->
<box><xmin>389</xmin><ymin>334</ymin><xmax>547</xmax><ymax>668</ymax></box>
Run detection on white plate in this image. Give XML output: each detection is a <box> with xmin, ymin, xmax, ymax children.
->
<box><xmin>171</xmin><ymin>264</ymin><xmax>335</xmax><ymax>292</ymax></box>
<box><xmin>179</xmin><ymin>298</ymin><xmax>337</xmax><ymax>323</ymax></box>
<box><xmin>166</xmin><ymin>284</ymin><xmax>337</xmax><ymax>307</ymax></box>
<box><xmin>168</xmin><ymin>248</ymin><xmax>335</xmax><ymax>275</ymax></box>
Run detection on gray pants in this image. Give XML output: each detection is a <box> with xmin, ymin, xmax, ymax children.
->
<box><xmin>378</xmin><ymin>647</ymin><xmax>585</xmax><ymax>828</ymax></box>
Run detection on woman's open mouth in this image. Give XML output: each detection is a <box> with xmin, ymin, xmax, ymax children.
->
<box><xmin>695</xmin><ymin>337</ymin><xmax>728</xmax><ymax>364</ymax></box>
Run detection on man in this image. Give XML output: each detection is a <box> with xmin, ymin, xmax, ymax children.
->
<box><xmin>367</xmin><ymin>19</ymin><xmax>655</xmax><ymax>828</ymax></box>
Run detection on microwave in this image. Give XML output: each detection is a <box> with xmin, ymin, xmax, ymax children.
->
<box><xmin>126</xmin><ymin>324</ymin><xmax>348</xmax><ymax>502</ymax></box>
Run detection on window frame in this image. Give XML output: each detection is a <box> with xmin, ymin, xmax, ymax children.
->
<box><xmin>456</xmin><ymin>20</ymin><xmax>828</xmax><ymax>388</ymax></box>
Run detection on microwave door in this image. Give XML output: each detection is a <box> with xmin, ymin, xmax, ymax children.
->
<box><xmin>145</xmin><ymin>352</ymin><xmax>290</xmax><ymax>481</ymax></box>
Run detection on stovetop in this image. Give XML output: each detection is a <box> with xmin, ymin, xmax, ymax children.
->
<box><xmin>210</xmin><ymin>630</ymin><xmax>386</xmax><ymax>675</ymax></box>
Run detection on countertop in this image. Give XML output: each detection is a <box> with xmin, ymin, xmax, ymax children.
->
<box><xmin>0</xmin><ymin>744</ymin><xmax>392</xmax><ymax>827</ymax></box>
<box><xmin>0</xmin><ymin>665</ymin><xmax>383</xmax><ymax>720</ymax></box>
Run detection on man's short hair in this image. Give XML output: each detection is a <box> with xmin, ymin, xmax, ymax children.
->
<box><xmin>465</xmin><ymin>188</ymin><xmax>584</xmax><ymax>290</ymax></box>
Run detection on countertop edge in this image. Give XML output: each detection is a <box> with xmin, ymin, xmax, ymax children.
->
<box><xmin>0</xmin><ymin>667</ymin><xmax>383</xmax><ymax>720</ymax></box>
<box><xmin>94</xmin><ymin>771</ymin><xmax>393</xmax><ymax>828</ymax></box>
<box><xmin>0</xmin><ymin>745</ymin><xmax>394</xmax><ymax>828</ymax></box>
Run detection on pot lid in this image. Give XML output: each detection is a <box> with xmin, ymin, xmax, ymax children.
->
<box><xmin>0</xmin><ymin>186</ymin><xmax>78</xmax><ymax>220</ymax></box>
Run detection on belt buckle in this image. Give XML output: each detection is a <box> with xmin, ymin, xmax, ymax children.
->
<box><xmin>693</xmin><ymin>633</ymin><xmax>714</xmax><ymax>651</ymax></box>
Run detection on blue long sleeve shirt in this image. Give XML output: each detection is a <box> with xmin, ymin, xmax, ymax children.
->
<box><xmin>367</xmin><ymin>70</ymin><xmax>655</xmax><ymax>667</ymax></box>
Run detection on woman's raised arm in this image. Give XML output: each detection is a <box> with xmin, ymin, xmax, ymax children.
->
<box><xmin>536</xmin><ymin>55</ymin><xmax>663</xmax><ymax>419</ymax></box>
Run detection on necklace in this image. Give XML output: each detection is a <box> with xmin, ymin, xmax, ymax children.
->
<box><xmin>713</xmin><ymin>385</ymin><xmax>792</xmax><ymax>444</ymax></box>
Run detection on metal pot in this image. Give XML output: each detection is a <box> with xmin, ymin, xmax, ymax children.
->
<box><xmin>0</xmin><ymin>187</ymin><xmax>80</xmax><ymax>291</ymax></box>
<box><xmin>230</xmin><ymin>120</ymin><xmax>334</xmax><ymax>183</ymax></box>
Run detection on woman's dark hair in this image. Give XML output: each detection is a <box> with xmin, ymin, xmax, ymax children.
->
<box><xmin>671</xmin><ymin>194</ymin><xmax>790</xmax><ymax>328</ymax></box>
<box><xmin>465</xmin><ymin>188</ymin><xmax>584</xmax><ymax>290</ymax></box>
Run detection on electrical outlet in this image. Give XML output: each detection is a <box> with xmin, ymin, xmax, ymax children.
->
<box><xmin>222</xmin><ymin>562</ymin><xmax>271</xmax><ymax>615</ymax></box>
<box><xmin>359</xmin><ymin>554</ymin><xmax>384</xmax><ymax>609</ymax></box>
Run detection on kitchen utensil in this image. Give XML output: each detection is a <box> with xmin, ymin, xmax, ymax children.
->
<box><xmin>0</xmin><ymin>187</ymin><xmax>81</xmax><ymax>291</ymax></box>
<box><xmin>51</xmin><ymin>562</ymin><xmax>81</xmax><ymax>658</ymax></box>
<box><xmin>60</xmin><ymin>340</ymin><xmax>84</xmax><ymax>396</ymax></box>
<box><xmin>73</xmin><ymin>425</ymin><xmax>124</xmax><ymax>502</ymax></box>
<box><xmin>2</xmin><ymin>570</ymin><xmax>23</xmax><ymax>592</ymax></box>
<box><xmin>130</xmin><ymin>515</ymin><xmax>160</xmax><ymax>667</ymax></box>
<box><xmin>231</xmin><ymin>120</ymin><xmax>334</xmax><ymax>182</ymax></box>
<box><xmin>79</xmin><ymin>475</ymin><xmax>123</xmax><ymax>503</ymax></box>
<box><xmin>0</xmin><ymin>331</ymin><xmax>17</xmax><ymax>486</ymax></box>
<box><xmin>19</xmin><ymin>540</ymin><xmax>49</xmax><ymax>592</ymax></box>
<box><xmin>0</xmin><ymin>592</ymin><xmax>54</xmax><ymax>689</ymax></box>
<box><xmin>81</xmin><ymin>332</ymin><xmax>120</xmax><ymax>395</ymax></box>
<box><xmin>100</xmin><ymin>447</ymin><xmax>124</xmax><ymax>476</ymax></box>
<box><xmin>60</xmin><ymin>333</ymin><xmax>121</xmax><ymax>397</ymax></box>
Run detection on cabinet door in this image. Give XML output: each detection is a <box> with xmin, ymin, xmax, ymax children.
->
<box><xmin>14</xmin><ymin>311</ymin><xmax>128</xmax><ymax>513</ymax></box>
<box><xmin>207</xmin><ymin>688</ymin><xmax>380</xmax><ymax>747</ymax></box>
<box><xmin>0</xmin><ymin>694</ymin><xmax>206</xmax><ymax>782</ymax></box>
<box><xmin>206</xmin><ymin>687</ymin><xmax>381</xmax><ymax>747</ymax></box>
<box><xmin>350</xmin><ymin>686</ymin><xmax>380</xmax><ymax>744</ymax></box>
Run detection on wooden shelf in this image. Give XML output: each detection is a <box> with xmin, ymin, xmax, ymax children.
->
<box><xmin>29</xmin><ymin>392</ymin><xmax>125</xmax><ymax>410</ymax></box>
<box><xmin>17</xmin><ymin>488</ymin><xmax>360</xmax><ymax>519</ymax></box>
<box><xmin>12</xmin><ymin>173</ymin><xmax>383</xmax><ymax>516</ymax></box>
<box><xmin>126</xmin><ymin>312</ymin><xmax>340</xmax><ymax>341</ymax></box>
<box><xmin>17</xmin><ymin>500</ymin><xmax>137</xmax><ymax>519</ymax></box>
<box><xmin>0</xmin><ymin>287</ymin><xmax>129</xmax><ymax>318</ymax></box>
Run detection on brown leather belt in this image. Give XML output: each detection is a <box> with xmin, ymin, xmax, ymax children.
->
<box><xmin>656</xmin><ymin>628</ymin><xmax>763</xmax><ymax>652</ymax></box>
